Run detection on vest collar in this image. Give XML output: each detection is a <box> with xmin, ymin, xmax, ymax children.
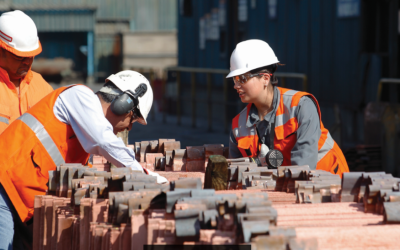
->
<box><xmin>246</xmin><ymin>87</ymin><xmax>281</xmax><ymax>129</ymax></box>
<box><xmin>0</xmin><ymin>67</ymin><xmax>33</xmax><ymax>91</ymax></box>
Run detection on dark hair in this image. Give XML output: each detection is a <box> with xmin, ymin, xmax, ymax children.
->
<box><xmin>250</xmin><ymin>64</ymin><xmax>277</xmax><ymax>75</ymax></box>
<box><xmin>96</xmin><ymin>82</ymin><xmax>120</xmax><ymax>103</ymax></box>
<box><xmin>250</xmin><ymin>63</ymin><xmax>282</xmax><ymax>86</ymax></box>
<box><xmin>96</xmin><ymin>82</ymin><xmax>143</xmax><ymax>118</ymax></box>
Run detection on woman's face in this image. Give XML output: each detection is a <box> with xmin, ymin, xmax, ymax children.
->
<box><xmin>233</xmin><ymin>73</ymin><xmax>267</xmax><ymax>103</ymax></box>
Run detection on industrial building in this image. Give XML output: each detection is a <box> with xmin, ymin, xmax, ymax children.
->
<box><xmin>0</xmin><ymin>0</ymin><xmax>177</xmax><ymax>84</ymax></box>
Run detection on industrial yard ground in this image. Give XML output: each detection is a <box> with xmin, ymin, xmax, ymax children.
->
<box><xmin>128</xmin><ymin>113</ymin><xmax>229</xmax><ymax>148</ymax></box>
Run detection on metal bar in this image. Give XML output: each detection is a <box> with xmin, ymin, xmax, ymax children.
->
<box><xmin>191</xmin><ymin>72</ymin><xmax>196</xmax><ymax>128</ymax></box>
<box><xmin>166</xmin><ymin>67</ymin><xmax>307</xmax><ymax>80</ymax></box>
<box><xmin>207</xmin><ymin>73</ymin><xmax>212</xmax><ymax>132</ymax></box>
<box><xmin>162</xmin><ymin>69</ymin><xmax>167</xmax><ymax>123</ymax></box>
<box><xmin>176</xmin><ymin>71</ymin><xmax>181</xmax><ymax>125</ymax></box>
<box><xmin>302</xmin><ymin>75</ymin><xmax>308</xmax><ymax>92</ymax></box>
<box><xmin>377</xmin><ymin>78</ymin><xmax>400</xmax><ymax>102</ymax></box>
<box><xmin>166</xmin><ymin>66</ymin><xmax>229</xmax><ymax>74</ymax></box>
<box><xmin>223</xmin><ymin>77</ymin><xmax>228</xmax><ymax>133</ymax></box>
<box><xmin>281</xmin><ymin>77</ymin><xmax>286</xmax><ymax>88</ymax></box>
<box><xmin>150</xmin><ymin>69</ymin><xmax>155</xmax><ymax>121</ymax></box>
<box><xmin>274</xmin><ymin>72</ymin><xmax>307</xmax><ymax>79</ymax></box>
<box><xmin>179</xmin><ymin>97</ymin><xmax>237</xmax><ymax>106</ymax></box>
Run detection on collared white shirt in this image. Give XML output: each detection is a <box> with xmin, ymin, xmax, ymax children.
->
<box><xmin>53</xmin><ymin>85</ymin><xmax>144</xmax><ymax>172</ymax></box>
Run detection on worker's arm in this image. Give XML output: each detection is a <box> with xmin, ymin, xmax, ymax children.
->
<box><xmin>229</xmin><ymin>130</ymin><xmax>244</xmax><ymax>158</ymax></box>
<box><xmin>291</xmin><ymin>96</ymin><xmax>321</xmax><ymax>169</ymax></box>
<box><xmin>53</xmin><ymin>85</ymin><xmax>144</xmax><ymax>172</ymax></box>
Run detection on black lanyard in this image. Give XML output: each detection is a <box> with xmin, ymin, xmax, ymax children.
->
<box><xmin>255</xmin><ymin>87</ymin><xmax>277</xmax><ymax>152</ymax></box>
<box><xmin>255</xmin><ymin>116</ymin><xmax>276</xmax><ymax>151</ymax></box>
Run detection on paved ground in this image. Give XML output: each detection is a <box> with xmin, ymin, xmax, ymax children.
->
<box><xmin>128</xmin><ymin>111</ymin><xmax>230</xmax><ymax>148</ymax></box>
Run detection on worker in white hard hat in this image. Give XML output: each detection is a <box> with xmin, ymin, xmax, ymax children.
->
<box><xmin>228</xmin><ymin>39</ymin><xmax>349</xmax><ymax>175</ymax></box>
<box><xmin>0</xmin><ymin>10</ymin><xmax>53</xmax><ymax>135</ymax></box>
<box><xmin>0</xmin><ymin>70</ymin><xmax>167</xmax><ymax>249</ymax></box>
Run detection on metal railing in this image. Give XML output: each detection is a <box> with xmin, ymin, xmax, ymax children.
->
<box><xmin>377</xmin><ymin>78</ymin><xmax>400</xmax><ymax>101</ymax></box>
<box><xmin>163</xmin><ymin>66</ymin><xmax>308</xmax><ymax>133</ymax></box>
<box><xmin>276</xmin><ymin>72</ymin><xmax>308</xmax><ymax>91</ymax></box>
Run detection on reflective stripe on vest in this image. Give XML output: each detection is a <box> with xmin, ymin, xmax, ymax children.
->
<box><xmin>0</xmin><ymin>116</ymin><xmax>9</xmax><ymax>125</ymax></box>
<box><xmin>17</xmin><ymin>113</ymin><xmax>65</xmax><ymax>167</ymax></box>
<box><xmin>318</xmin><ymin>132</ymin><xmax>335</xmax><ymax>161</ymax></box>
<box><xmin>233</xmin><ymin>106</ymin><xmax>256</xmax><ymax>138</ymax></box>
<box><xmin>276</xmin><ymin>89</ymin><xmax>298</xmax><ymax>128</ymax></box>
<box><xmin>234</xmin><ymin>89</ymin><xmax>301</xmax><ymax>138</ymax></box>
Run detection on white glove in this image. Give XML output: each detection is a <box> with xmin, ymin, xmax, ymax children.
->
<box><xmin>145</xmin><ymin>168</ymin><xmax>169</xmax><ymax>184</ymax></box>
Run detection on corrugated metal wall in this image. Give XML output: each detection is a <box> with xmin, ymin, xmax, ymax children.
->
<box><xmin>36</xmin><ymin>32</ymin><xmax>88</xmax><ymax>73</ymax></box>
<box><xmin>132</xmin><ymin>0</ymin><xmax>177</xmax><ymax>31</ymax></box>
<box><xmin>94</xmin><ymin>0</ymin><xmax>177</xmax><ymax>81</ymax></box>
<box><xmin>178</xmin><ymin>0</ymin><xmax>364</xmax><ymax>98</ymax></box>
<box><xmin>7</xmin><ymin>0</ymin><xmax>177</xmax><ymax>82</ymax></box>
<box><xmin>12</xmin><ymin>0</ymin><xmax>133</xmax><ymax>19</ymax></box>
<box><xmin>95</xmin><ymin>35</ymin><xmax>122</xmax><ymax>80</ymax></box>
<box><xmin>177</xmin><ymin>0</ymin><xmax>385</xmax><ymax>146</ymax></box>
<box><xmin>24</xmin><ymin>10</ymin><xmax>95</xmax><ymax>32</ymax></box>
<box><xmin>178</xmin><ymin>0</ymin><xmax>228</xmax><ymax>87</ymax></box>
<box><xmin>14</xmin><ymin>0</ymin><xmax>176</xmax><ymax>30</ymax></box>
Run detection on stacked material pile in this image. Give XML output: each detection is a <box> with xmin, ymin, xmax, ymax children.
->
<box><xmin>33</xmin><ymin>139</ymin><xmax>400</xmax><ymax>250</ymax></box>
<box><xmin>133</xmin><ymin>139</ymin><xmax>229</xmax><ymax>172</ymax></box>
<box><xmin>92</xmin><ymin>155</ymin><xmax>111</xmax><ymax>172</ymax></box>
<box><xmin>204</xmin><ymin>156</ymin><xmax>341</xmax><ymax>199</ymax></box>
<box><xmin>340</xmin><ymin>172</ymin><xmax>400</xmax><ymax>223</ymax></box>
<box><xmin>34</xmin><ymin>169</ymin><xmax>314</xmax><ymax>250</ymax></box>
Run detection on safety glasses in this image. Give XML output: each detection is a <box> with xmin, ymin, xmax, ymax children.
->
<box><xmin>233</xmin><ymin>72</ymin><xmax>272</xmax><ymax>86</ymax></box>
<box><xmin>3</xmin><ymin>49</ymin><xmax>32</xmax><ymax>61</ymax></box>
<box><xmin>130</xmin><ymin>108</ymin><xmax>146</xmax><ymax>125</ymax></box>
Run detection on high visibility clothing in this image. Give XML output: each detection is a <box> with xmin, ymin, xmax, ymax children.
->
<box><xmin>232</xmin><ymin>87</ymin><xmax>349</xmax><ymax>176</ymax></box>
<box><xmin>0</xmin><ymin>85</ymin><xmax>90</xmax><ymax>222</ymax></box>
<box><xmin>0</xmin><ymin>67</ymin><xmax>53</xmax><ymax>134</ymax></box>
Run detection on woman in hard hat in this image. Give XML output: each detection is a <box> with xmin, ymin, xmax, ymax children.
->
<box><xmin>227</xmin><ymin>39</ymin><xmax>349</xmax><ymax>175</ymax></box>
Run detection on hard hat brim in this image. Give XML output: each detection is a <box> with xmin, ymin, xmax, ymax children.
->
<box><xmin>136</xmin><ymin>105</ymin><xmax>148</xmax><ymax>125</ymax></box>
<box><xmin>137</xmin><ymin>115</ymin><xmax>147</xmax><ymax>125</ymax></box>
<box><xmin>226</xmin><ymin>60</ymin><xmax>280</xmax><ymax>78</ymax></box>
<box><xmin>0</xmin><ymin>39</ymin><xmax>42</xmax><ymax>57</ymax></box>
<box><xmin>226</xmin><ymin>68</ymin><xmax>252</xmax><ymax>78</ymax></box>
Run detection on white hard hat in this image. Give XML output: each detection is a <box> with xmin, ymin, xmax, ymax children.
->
<box><xmin>0</xmin><ymin>10</ymin><xmax>42</xmax><ymax>57</ymax></box>
<box><xmin>226</xmin><ymin>39</ymin><xmax>279</xmax><ymax>78</ymax></box>
<box><xmin>106</xmin><ymin>70</ymin><xmax>153</xmax><ymax>125</ymax></box>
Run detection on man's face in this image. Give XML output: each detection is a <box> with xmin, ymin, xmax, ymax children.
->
<box><xmin>107</xmin><ymin>110</ymin><xmax>137</xmax><ymax>135</ymax></box>
<box><xmin>0</xmin><ymin>49</ymin><xmax>34</xmax><ymax>80</ymax></box>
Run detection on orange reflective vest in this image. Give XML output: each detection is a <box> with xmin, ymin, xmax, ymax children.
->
<box><xmin>0</xmin><ymin>67</ymin><xmax>53</xmax><ymax>134</ymax></box>
<box><xmin>232</xmin><ymin>87</ymin><xmax>349</xmax><ymax>176</ymax></box>
<box><xmin>0</xmin><ymin>85</ymin><xmax>90</xmax><ymax>222</ymax></box>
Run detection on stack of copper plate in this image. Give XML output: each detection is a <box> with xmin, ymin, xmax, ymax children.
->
<box><xmin>31</xmin><ymin>139</ymin><xmax>400</xmax><ymax>250</ymax></box>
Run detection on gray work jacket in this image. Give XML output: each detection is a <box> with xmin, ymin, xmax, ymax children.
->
<box><xmin>229</xmin><ymin>87</ymin><xmax>322</xmax><ymax>169</ymax></box>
